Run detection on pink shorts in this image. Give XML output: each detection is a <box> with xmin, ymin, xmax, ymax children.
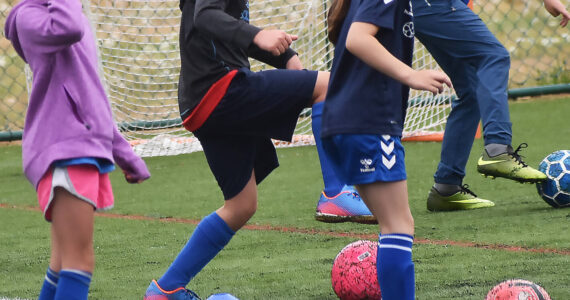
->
<box><xmin>37</xmin><ymin>164</ymin><xmax>114</xmax><ymax>222</ymax></box>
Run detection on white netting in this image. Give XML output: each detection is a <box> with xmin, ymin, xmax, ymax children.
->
<box><xmin>84</xmin><ymin>0</ymin><xmax>452</xmax><ymax>157</ymax></box>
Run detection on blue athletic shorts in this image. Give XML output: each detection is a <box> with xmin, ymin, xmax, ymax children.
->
<box><xmin>321</xmin><ymin>134</ymin><xmax>407</xmax><ymax>185</ymax></box>
<box><xmin>194</xmin><ymin>68</ymin><xmax>318</xmax><ymax>199</ymax></box>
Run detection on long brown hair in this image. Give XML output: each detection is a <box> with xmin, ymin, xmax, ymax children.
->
<box><xmin>327</xmin><ymin>0</ymin><xmax>351</xmax><ymax>45</ymax></box>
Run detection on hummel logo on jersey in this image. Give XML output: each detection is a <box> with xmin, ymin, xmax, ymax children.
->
<box><xmin>477</xmin><ymin>157</ymin><xmax>509</xmax><ymax>166</ymax></box>
<box><xmin>360</xmin><ymin>158</ymin><xmax>375</xmax><ymax>173</ymax></box>
<box><xmin>403</xmin><ymin>22</ymin><xmax>414</xmax><ymax>38</ymax></box>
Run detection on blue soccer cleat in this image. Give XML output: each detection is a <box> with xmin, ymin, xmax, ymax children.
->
<box><xmin>315</xmin><ymin>185</ymin><xmax>376</xmax><ymax>224</ymax></box>
<box><xmin>144</xmin><ymin>279</ymin><xmax>201</xmax><ymax>300</ymax></box>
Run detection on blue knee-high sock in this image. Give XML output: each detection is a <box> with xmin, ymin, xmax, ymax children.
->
<box><xmin>39</xmin><ymin>267</ymin><xmax>59</xmax><ymax>300</ymax></box>
<box><xmin>311</xmin><ymin>101</ymin><xmax>343</xmax><ymax>196</ymax></box>
<box><xmin>158</xmin><ymin>212</ymin><xmax>235</xmax><ymax>291</ymax></box>
<box><xmin>377</xmin><ymin>233</ymin><xmax>415</xmax><ymax>300</ymax></box>
<box><xmin>54</xmin><ymin>269</ymin><xmax>91</xmax><ymax>300</ymax></box>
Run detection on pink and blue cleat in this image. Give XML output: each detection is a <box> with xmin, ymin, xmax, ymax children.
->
<box><xmin>315</xmin><ymin>185</ymin><xmax>376</xmax><ymax>224</ymax></box>
<box><xmin>144</xmin><ymin>279</ymin><xmax>201</xmax><ymax>300</ymax></box>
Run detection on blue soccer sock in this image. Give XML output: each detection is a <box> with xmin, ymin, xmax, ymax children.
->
<box><xmin>38</xmin><ymin>267</ymin><xmax>59</xmax><ymax>300</ymax></box>
<box><xmin>54</xmin><ymin>269</ymin><xmax>92</xmax><ymax>300</ymax></box>
<box><xmin>311</xmin><ymin>101</ymin><xmax>344</xmax><ymax>196</ymax></box>
<box><xmin>158</xmin><ymin>212</ymin><xmax>235</xmax><ymax>291</ymax></box>
<box><xmin>377</xmin><ymin>233</ymin><xmax>415</xmax><ymax>300</ymax></box>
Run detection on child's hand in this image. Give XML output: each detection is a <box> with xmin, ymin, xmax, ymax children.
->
<box><xmin>406</xmin><ymin>70</ymin><xmax>452</xmax><ymax>95</ymax></box>
<box><xmin>121</xmin><ymin>159</ymin><xmax>150</xmax><ymax>184</ymax></box>
<box><xmin>253</xmin><ymin>29</ymin><xmax>298</xmax><ymax>56</ymax></box>
<box><xmin>544</xmin><ymin>0</ymin><xmax>570</xmax><ymax>27</ymax></box>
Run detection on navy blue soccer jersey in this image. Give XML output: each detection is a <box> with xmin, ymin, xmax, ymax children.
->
<box><xmin>321</xmin><ymin>0</ymin><xmax>415</xmax><ymax>138</ymax></box>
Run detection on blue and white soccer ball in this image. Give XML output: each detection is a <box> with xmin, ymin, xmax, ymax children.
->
<box><xmin>536</xmin><ymin>150</ymin><xmax>570</xmax><ymax>208</ymax></box>
<box><xmin>206</xmin><ymin>293</ymin><xmax>239</xmax><ymax>300</ymax></box>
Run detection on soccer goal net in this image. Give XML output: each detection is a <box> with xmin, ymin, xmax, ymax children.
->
<box><xmin>83</xmin><ymin>0</ymin><xmax>452</xmax><ymax>157</ymax></box>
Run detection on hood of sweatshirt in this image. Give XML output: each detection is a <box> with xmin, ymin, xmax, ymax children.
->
<box><xmin>4</xmin><ymin>0</ymin><xmax>47</xmax><ymax>62</ymax></box>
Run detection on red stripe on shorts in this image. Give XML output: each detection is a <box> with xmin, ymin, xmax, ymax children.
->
<box><xmin>182</xmin><ymin>70</ymin><xmax>238</xmax><ymax>132</ymax></box>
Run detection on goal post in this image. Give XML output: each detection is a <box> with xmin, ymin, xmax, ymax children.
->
<box><xmin>83</xmin><ymin>0</ymin><xmax>453</xmax><ymax>157</ymax></box>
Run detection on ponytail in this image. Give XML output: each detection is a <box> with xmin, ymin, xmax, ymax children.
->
<box><xmin>327</xmin><ymin>0</ymin><xmax>351</xmax><ymax>45</ymax></box>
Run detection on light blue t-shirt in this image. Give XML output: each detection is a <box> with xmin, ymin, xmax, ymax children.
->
<box><xmin>54</xmin><ymin>157</ymin><xmax>115</xmax><ymax>174</ymax></box>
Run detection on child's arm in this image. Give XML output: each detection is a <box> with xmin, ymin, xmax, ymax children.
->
<box><xmin>247</xmin><ymin>38</ymin><xmax>299</xmax><ymax>69</ymax></box>
<box><xmin>16</xmin><ymin>0</ymin><xmax>85</xmax><ymax>53</ymax></box>
<box><xmin>111</xmin><ymin>126</ymin><xmax>150</xmax><ymax>184</ymax></box>
<box><xmin>194</xmin><ymin>0</ymin><xmax>295</xmax><ymax>67</ymax></box>
<box><xmin>285</xmin><ymin>55</ymin><xmax>304</xmax><ymax>70</ymax></box>
<box><xmin>194</xmin><ymin>0</ymin><xmax>261</xmax><ymax>50</ymax></box>
<box><xmin>346</xmin><ymin>22</ymin><xmax>452</xmax><ymax>94</ymax></box>
<box><xmin>543</xmin><ymin>0</ymin><xmax>569</xmax><ymax>27</ymax></box>
<box><xmin>251</xmin><ymin>30</ymin><xmax>297</xmax><ymax>56</ymax></box>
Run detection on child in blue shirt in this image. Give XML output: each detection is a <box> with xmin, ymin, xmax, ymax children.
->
<box><xmin>412</xmin><ymin>0</ymin><xmax>569</xmax><ymax>211</ymax></box>
<box><xmin>316</xmin><ymin>0</ymin><xmax>569</xmax><ymax>217</ymax></box>
<box><xmin>321</xmin><ymin>0</ymin><xmax>451</xmax><ymax>298</ymax></box>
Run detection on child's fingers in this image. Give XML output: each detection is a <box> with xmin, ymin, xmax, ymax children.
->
<box><xmin>561</xmin><ymin>12</ymin><xmax>569</xmax><ymax>27</ymax></box>
<box><xmin>281</xmin><ymin>38</ymin><xmax>289</xmax><ymax>50</ymax></box>
<box><xmin>290</xmin><ymin>34</ymin><xmax>298</xmax><ymax>41</ymax></box>
<box><xmin>122</xmin><ymin>169</ymin><xmax>147</xmax><ymax>184</ymax></box>
<box><xmin>430</xmin><ymin>86</ymin><xmax>439</xmax><ymax>95</ymax></box>
<box><xmin>124</xmin><ymin>173</ymin><xmax>143</xmax><ymax>184</ymax></box>
<box><xmin>435</xmin><ymin>72</ymin><xmax>452</xmax><ymax>88</ymax></box>
<box><xmin>442</xmin><ymin>75</ymin><xmax>452</xmax><ymax>88</ymax></box>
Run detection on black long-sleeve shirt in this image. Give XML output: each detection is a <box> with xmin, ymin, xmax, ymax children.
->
<box><xmin>178</xmin><ymin>0</ymin><xmax>297</xmax><ymax>119</ymax></box>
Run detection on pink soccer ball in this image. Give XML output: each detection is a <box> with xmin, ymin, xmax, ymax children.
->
<box><xmin>331</xmin><ymin>240</ymin><xmax>381</xmax><ymax>300</ymax></box>
<box><xmin>485</xmin><ymin>279</ymin><xmax>551</xmax><ymax>300</ymax></box>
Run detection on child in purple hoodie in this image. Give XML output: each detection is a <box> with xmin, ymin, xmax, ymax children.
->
<box><xmin>4</xmin><ymin>0</ymin><xmax>151</xmax><ymax>299</ymax></box>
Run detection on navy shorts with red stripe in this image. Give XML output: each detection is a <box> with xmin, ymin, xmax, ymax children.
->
<box><xmin>193</xmin><ymin>67</ymin><xmax>318</xmax><ymax>199</ymax></box>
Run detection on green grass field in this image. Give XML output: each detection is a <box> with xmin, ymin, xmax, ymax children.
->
<box><xmin>1</xmin><ymin>95</ymin><xmax>570</xmax><ymax>299</ymax></box>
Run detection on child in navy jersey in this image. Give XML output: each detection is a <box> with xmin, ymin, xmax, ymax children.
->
<box><xmin>144</xmin><ymin>0</ymin><xmax>333</xmax><ymax>298</ymax></box>
<box><xmin>316</xmin><ymin>0</ymin><xmax>569</xmax><ymax>215</ymax></box>
<box><xmin>321</xmin><ymin>0</ymin><xmax>451</xmax><ymax>298</ymax></box>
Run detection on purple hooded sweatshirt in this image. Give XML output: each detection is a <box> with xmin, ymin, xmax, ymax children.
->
<box><xmin>5</xmin><ymin>0</ymin><xmax>150</xmax><ymax>188</ymax></box>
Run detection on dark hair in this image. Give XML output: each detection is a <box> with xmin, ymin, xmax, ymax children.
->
<box><xmin>327</xmin><ymin>0</ymin><xmax>351</xmax><ymax>45</ymax></box>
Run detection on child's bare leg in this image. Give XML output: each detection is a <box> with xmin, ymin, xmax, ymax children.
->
<box><xmin>152</xmin><ymin>173</ymin><xmax>258</xmax><ymax>292</ymax></box>
<box><xmin>355</xmin><ymin>181</ymin><xmax>415</xmax><ymax>300</ymax></box>
<box><xmin>49</xmin><ymin>226</ymin><xmax>62</xmax><ymax>272</ymax></box>
<box><xmin>50</xmin><ymin>187</ymin><xmax>95</xmax><ymax>272</ymax></box>
<box><xmin>355</xmin><ymin>181</ymin><xmax>413</xmax><ymax>235</ymax></box>
<box><xmin>50</xmin><ymin>187</ymin><xmax>95</xmax><ymax>299</ymax></box>
<box><xmin>216</xmin><ymin>171</ymin><xmax>258</xmax><ymax>231</ymax></box>
<box><xmin>311</xmin><ymin>71</ymin><xmax>330</xmax><ymax>105</ymax></box>
<box><xmin>38</xmin><ymin>226</ymin><xmax>62</xmax><ymax>300</ymax></box>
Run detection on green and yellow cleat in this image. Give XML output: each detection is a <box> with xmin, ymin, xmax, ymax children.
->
<box><xmin>477</xmin><ymin>143</ymin><xmax>547</xmax><ymax>184</ymax></box>
<box><xmin>427</xmin><ymin>185</ymin><xmax>495</xmax><ymax>212</ymax></box>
